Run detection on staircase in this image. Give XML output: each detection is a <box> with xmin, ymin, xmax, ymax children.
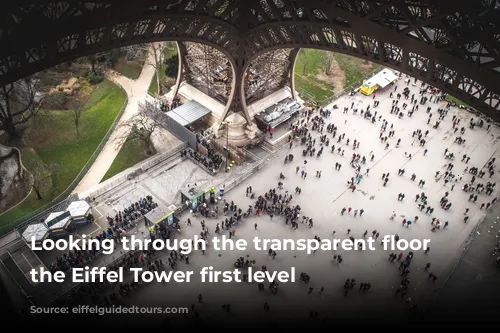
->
<box><xmin>261</xmin><ymin>140</ymin><xmax>274</xmax><ymax>153</ymax></box>
<box><xmin>260</xmin><ymin>137</ymin><xmax>290</xmax><ymax>153</ymax></box>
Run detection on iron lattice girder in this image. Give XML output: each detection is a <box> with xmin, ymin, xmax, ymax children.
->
<box><xmin>182</xmin><ymin>42</ymin><xmax>233</xmax><ymax>104</ymax></box>
<box><xmin>245</xmin><ymin>48</ymin><xmax>294</xmax><ymax>103</ymax></box>
<box><xmin>0</xmin><ymin>0</ymin><xmax>499</xmax><ymax>120</ymax></box>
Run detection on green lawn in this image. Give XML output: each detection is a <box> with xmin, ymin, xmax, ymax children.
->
<box><xmin>149</xmin><ymin>73</ymin><xmax>161</xmax><ymax>96</ymax></box>
<box><xmin>294</xmin><ymin>49</ymin><xmax>335</xmax><ymax>102</ymax></box>
<box><xmin>293</xmin><ymin>49</ymin><xmax>380</xmax><ymax>104</ymax></box>
<box><xmin>294</xmin><ymin>74</ymin><xmax>334</xmax><ymax>102</ymax></box>
<box><xmin>0</xmin><ymin>80</ymin><xmax>127</xmax><ymax>230</ymax></box>
<box><xmin>446</xmin><ymin>94</ymin><xmax>472</xmax><ymax>109</ymax></box>
<box><xmin>101</xmin><ymin>137</ymin><xmax>156</xmax><ymax>182</ymax></box>
<box><xmin>149</xmin><ymin>44</ymin><xmax>178</xmax><ymax>95</ymax></box>
<box><xmin>113</xmin><ymin>57</ymin><xmax>144</xmax><ymax>80</ymax></box>
<box><xmin>295</xmin><ymin>49</ymin><xmax>327</xmax><ymax>76</ymax></box>
<box><xmin>332</xmin><ymin>53</ymin><xmax>379</xmax><ymax>90</ymax></box>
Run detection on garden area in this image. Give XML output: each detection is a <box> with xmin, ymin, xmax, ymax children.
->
<box><xmin>0</xmin><ymin>70</ymin><xmax>126</xmax><ymax>232</ymax></box>
<box><xmin>113</xmin><ymin>57</ymin><xmax>144</xmax><ymax>80</ymax></box>
<box><xmin>294</xmin><ymin>49</ymin><xmax>380</xmax><ymax>105</ymax></box>
<box><xmin>101</xmin><ymin>136</ymin><xmax>156</xmax><ymax>182</ymax></box>
<box><xmin>107</xmin><ymin>47</ymin><xmax>146</xmax><ymax>80</ymax></box>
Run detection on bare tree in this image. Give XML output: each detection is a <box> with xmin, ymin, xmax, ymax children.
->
<box><xmin>115</xmin><ymin>100</ymin><xmax>162</xmax><ymax>155</ymax></box>
<box><xmin>84</xmin><ymin>52</ymin><xmax>108</xmax><ymax>74</ymax></box>
<box><xmin>321</xmin><ymin>52</ymin><xmax>335</xmax><ymax>75</ymax></box>
<box><xmin>30</xmin><ymin>161</ymin><xmax>60</xmax><ymax>200</ymax></box>
<box><xmin>148</xmin><ymin>42</ymin><xmax>167</xmax><ymax>95</ymax></box>
<box><xmin>118</xmin><ymin>43</ymin><xmax>165</xmax><ymax>92</ymax></box>
<box><xmin>87</xmin><ymin>54</ymin><xmax>98</xmax><ymax>75</ymax></box>
<box><xmin>71</xmin><ymin>98</ymin><xmax>87</xmax><ymax>136</ymax></box>
<box><xmin>0</xmin><ymin>77</ymin><xmax>40</xmax><ymax>140</ymax></box>
<box><xmin>122</xmin><ymin>45</ymin><xmax>147</xmax><ymax>61</ymax></box>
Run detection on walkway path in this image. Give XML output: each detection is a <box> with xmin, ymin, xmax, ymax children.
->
<box><xmin>73</xmin><ymin>48</ymin><xmax>157</xmax><ymax>194</ymax></box>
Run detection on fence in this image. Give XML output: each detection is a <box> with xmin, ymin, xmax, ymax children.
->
<box><xmin>154</xmin><ymin>110</ymin><xmax>198</xmax><ymax>150</ymax></box>
<box><xmin>82</xmin><ymin>142</ymin><xmax>187</xmax><ymax>201</ymax></box>
<box><xmin>186</xmin><ymin>154</ymin><xmax>220</xmax><ymax>176</ymax></box>
<box><xmin>217</xmin><ymin>157</ymin><xmax>270</xmax><ymax>193</ymax></box>
<box><xmin>139</xmin><ymin>142</ymin><xmax>187</xmax><ymax>172</ymax></box>
<box><xmin>211</xmin><ymin>139</ymin><xmax>247</xmax><ymax>165</ymax></box>
<box><xmin>9</xmin><ymin>141</ymin><xmax>186</xmax><ymax>237</ymax></box>
<box><xmin>299</xmin><ymin>65</ymin><xmax>383</xmax><ymax>107</ymax></box>
<box><xmin>242</xmin><ymin>147</ymin><xmax>262</xmax><ymax>162</ymax></box>
<box><xmin>169</xmin><ymin>156</ymin><xmax>271</xmax><ymax>219</ymax></box>
<box><xmin>0</xmin><ymin>94</ymin><xmax>129</xmax><ymax>236</ymax></box>
<box><xmin>195</xmin><ymin>143</ymin><xmax>216</xmax><ymax>171</ymax></box>
<box><xmin>318</xmin><ymin>66</ymin><xmax>383</xmax><ymax>106</ymax></box>
<box><xmin>197</xmin><ymin>143</ymin><xmax>208</xmax><ymax>156</ymax></box>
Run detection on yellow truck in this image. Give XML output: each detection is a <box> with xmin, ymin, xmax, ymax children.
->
<box><xmin>360</xmin><ymin>69</ymin><xmax>398</xmax><ymax>96</ymax></box>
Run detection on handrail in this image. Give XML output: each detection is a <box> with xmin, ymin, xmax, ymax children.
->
<box><xmin>74</xmin><ymin>142</ymin><xmax>187</xmax><ymax>202</ymax></box>
<box><xmin>317</xmin><ymin>65</ymin><xmax>383</xmax><ymax>106</ymax></box>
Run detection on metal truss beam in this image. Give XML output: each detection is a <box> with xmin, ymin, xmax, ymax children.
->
<box><xmin>0</xmin><ymin>0</ymin><xmax>499</xmax><ymax>122</ymax></box>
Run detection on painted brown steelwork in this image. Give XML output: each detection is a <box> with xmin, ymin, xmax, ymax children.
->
<box><xmin>243</xmin><ymin>48</ymin><xmax>298</xmax><ymax>105</ymax></box>
<box><xmin>0</xmin><ymin>0</ymin><xmax>499</xmax><ymax>121</ymax></box>
<box><xmin>181</xmin><ymin>42</ymin><xmax>233</xmax><ymax>104</ymax></box>
<box><xmin>171</xmin><ymin>41</ymin><xmax>186</xmax><ymax>101</ymax></box>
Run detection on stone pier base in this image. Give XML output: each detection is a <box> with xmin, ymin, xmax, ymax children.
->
<box><xmin>211</xmin><ymin>114</ymin><xmax>263</xmax><ymax>147</ymax></box>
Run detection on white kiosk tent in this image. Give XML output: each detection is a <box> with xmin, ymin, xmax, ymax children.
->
<box><xmin>22</xmin><ymin>223</ymin><xmax>49</xmax><ymax>246</ymax></box>
<box><xmin>371</xmin><ymin>69</ymin><xmax>398</xmax><ymax>88</ymax></box>
<box><xmin>67</xmin><ymin>200</ymin><xmax>92</xmax><ymax>224</ymax></box>
<box><xmin>45</xmin><ymin>211</ymin><xmax>73</xmax><ymax>235</ymax></box>
<box><xmin>360</xmin><ymin>69</ymin><xmax>398</xmax><ymax>95</ymax></box>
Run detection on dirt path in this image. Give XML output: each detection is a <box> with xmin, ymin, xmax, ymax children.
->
<box><xmin>315</xmin><ymin>56</ymin><xmax>346</xmax><ymax>94</ymax></box>
<box><xmin>72</xmin><ymin>47</ymin><xmax>158</xmax><ymax>195</ymax></box>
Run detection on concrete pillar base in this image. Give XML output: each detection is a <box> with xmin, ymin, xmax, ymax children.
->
<box><xmin>245</xmin><ymin>123</ymin><xmax>261</xmax><ymax>141</ymax></box>
<box><xmin>212</xmin><ymin>114</ymin><xmax>264</xmax><ymax>147</ymax></box>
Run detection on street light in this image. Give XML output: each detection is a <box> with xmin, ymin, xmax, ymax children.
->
<box><xmin>222</xmin><ymin>121</ymin><xmax>230</xmax><ymax>171</ymax></box>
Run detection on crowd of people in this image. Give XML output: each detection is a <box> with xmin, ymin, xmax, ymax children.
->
<box><xmin>48</xmin><ymin>234</ymin><xmax>110</xmax><ymax>273</ymax></box>
<box><xmin>50</xmin><ymin>72</ymin><xmax>500</xmax><ymax>322</ymax></box>
<box><xmin>158</xmin><ymin>98</ymin><xmax>181</xmax><ymax>112</ymax></box>
<box><xmin>210</xmin><ymin>75</ymin><xmax>499</xmax><ymax>310</ymax></box>
<box><xmin>109</xmin><ymin>195</ymin><xmax>157</xmax><ymax>229</ymax></box>
<box><xmin>182</xmin><ymin>147</ymin><xmax>222</xmax><ymax>173</ymax></box>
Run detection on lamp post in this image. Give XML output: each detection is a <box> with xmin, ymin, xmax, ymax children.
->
<box><xmin>222</xmin><ymin>121</ymin><xmax>230</xmax><ymax>171</ymax></box>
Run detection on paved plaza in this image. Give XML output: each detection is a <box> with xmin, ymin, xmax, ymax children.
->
<box><xmin>428</xmin><ymin>203</ymin><xmax>500</xmax><ymax>321</ymax></box>
<box><xmin>36</xmin><ymin>157</ymin><xmax>254</xmax><ymax>267</ymax></box>
<box><xmin>56</xmin><ymin>75</ymin><xmax>500</xmax><ymax>326</ymax></box>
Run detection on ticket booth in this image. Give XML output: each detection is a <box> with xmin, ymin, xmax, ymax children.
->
<box><xmin>181</xmin><ymin>185</ymin><xmax>206</xmax><ymax>211</ymax></box>
<box><xmin>22</xmin><ymin>223</ymin><xmax>49</xmax><ymax>246</ymax></box>
<box><xmin>144</xmin><ymin>204</ymin><xmax>177</xmax><ymax>234</ymax></box>
<box><xmin>67</xmin><ymin>200</ymin><xmax>92</xmax><ymax>224</ymax></box>
<box><xmin>45</xmin><ymin>211</ymin><xmax>73</xmax><ymax>237</ymax></box>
